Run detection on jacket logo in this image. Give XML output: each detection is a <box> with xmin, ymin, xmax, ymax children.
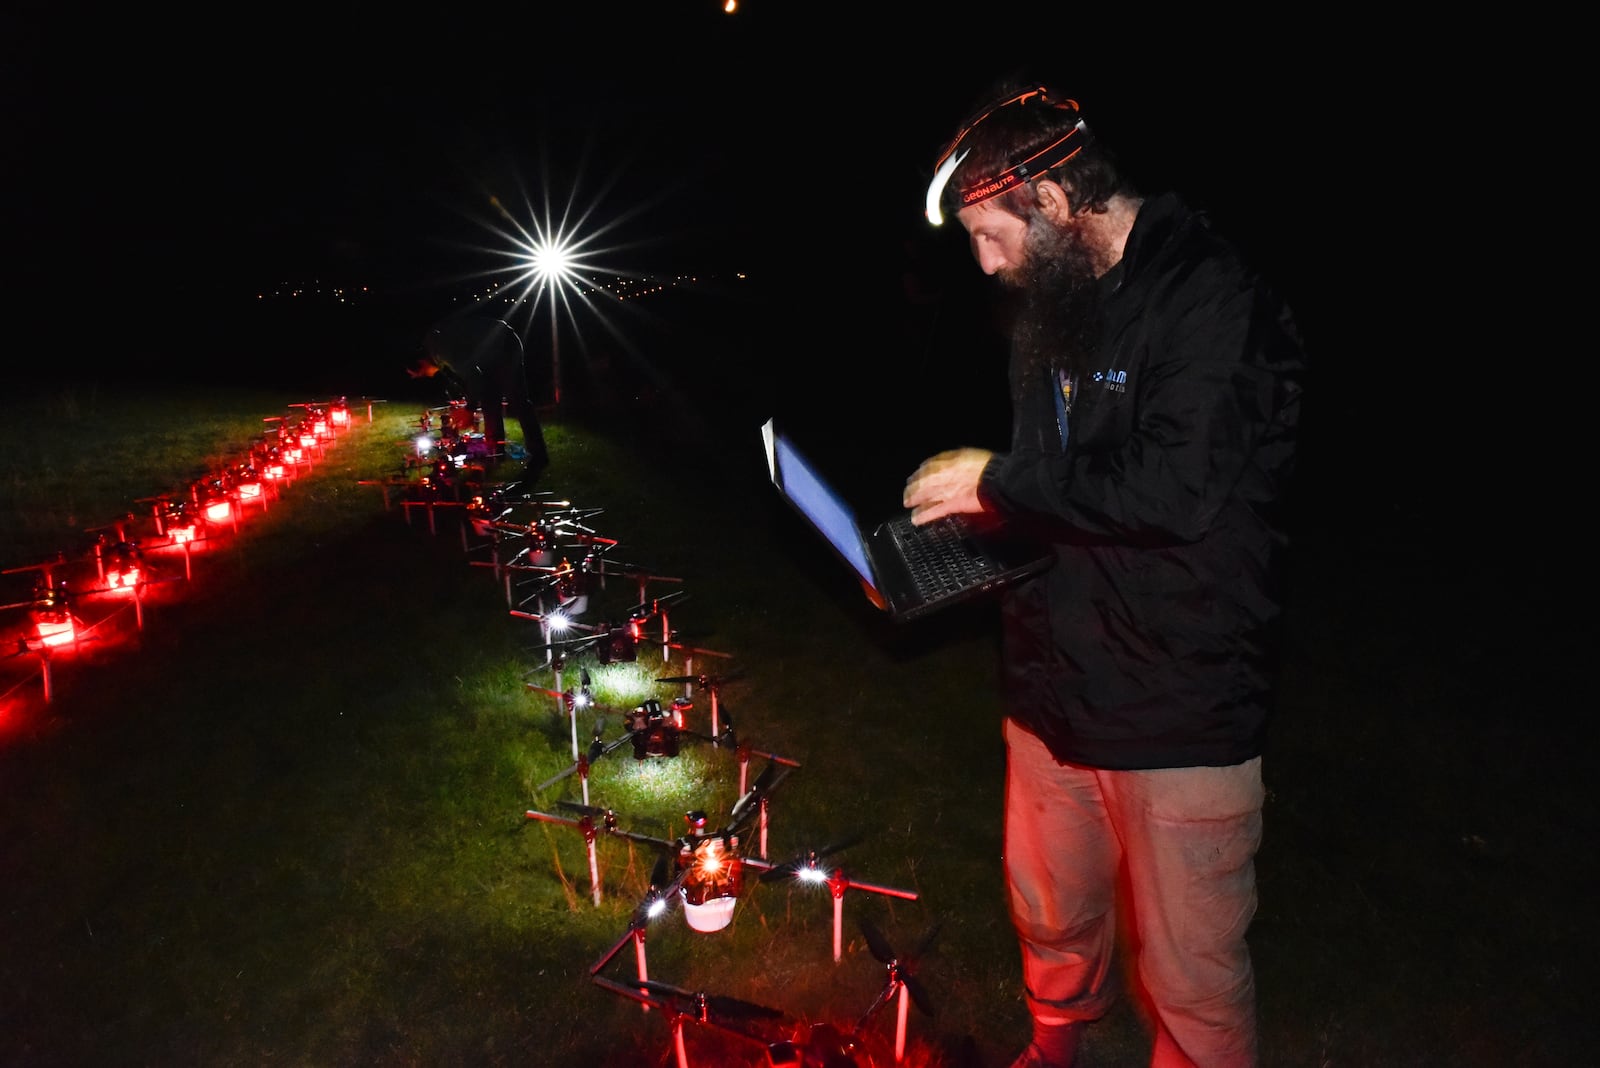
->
<box><xmin>1091</xmin><ymin>369</ymin><xmax>1127</xmax><ymax>394</ymax></box>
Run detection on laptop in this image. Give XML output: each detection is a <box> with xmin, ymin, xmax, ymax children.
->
<box><xmin>761</xmin><ymin>418</ymin><xmax>1053</xmax><ymax>623</ymax></box>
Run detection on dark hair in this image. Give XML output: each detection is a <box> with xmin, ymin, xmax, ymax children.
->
<box><xmin>939</xmin><ymin>80</ymin><xmax>1133</xmax><ymax>220</ymax></box>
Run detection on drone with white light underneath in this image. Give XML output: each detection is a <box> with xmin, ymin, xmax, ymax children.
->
<box><xmin>528</xmin><ymin>740</ymin><xmax>919</xmax><ymax>964</ymax></box>
<box><xmin>548</xmin><ymin>782</ymin><xmax>934</xmax><ymax>1067</ymax></box>
<box><xmin>529</xmin><ymin>672</ymin><xmax>795</xmax><ymax>809</ymax></box>
<box><xmin>514</xmin><ymin>587</ymin><xmax>699</xmax><ymax>668</ymax></box>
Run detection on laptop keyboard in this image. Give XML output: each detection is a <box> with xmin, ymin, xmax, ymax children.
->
<box><xmin>884</xmin><ymin>513</ymin><xmax>1000</xmax><ymax>597</ymax></box>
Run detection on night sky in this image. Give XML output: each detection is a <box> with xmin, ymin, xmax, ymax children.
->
<box><xmin>4</xmin><ymin>7</ymin><xmax>1507</xmax><ymax>523</ymax></box>
<box><xmin>6</xmin><ymin>9</ymin><xmax>1354</xmax><ymax>303</ymax></box>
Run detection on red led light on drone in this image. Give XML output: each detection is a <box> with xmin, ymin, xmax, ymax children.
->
<box><xmin>299</xmin><ymin>432</ymin><xmax>316</xmax><ymax>449</ymax></box>
<box><xmin>204</xmin><ymin>499</ymin><xmax>232</xmax><ymax>523</ymax></box>
<box><xmin>107</xmin><ymin>566</ymin><xmax>141</xmax><ymax>590</ymax></box>
<box><xmin>34</xmin><ymin>616</ymin><xmax>76</xmax><ymax>647</ymax></box>
<box><xmin>169</xmin><ymin>524</ymin><xmax>197</xmax><ymax>545</ymax></box>
<box><xmin>330</xmin><ymin>406</ymin><xmax>350</xmax><ymax>428</ymax></box>
<box><xmin>312</xmin><ymin>417</ymin><xmax>330</xmax><ymax>438</ymax></box>
<box><xmin>681</xmin><ymin>835</ymin><xmax>743</xmax><ymax>932</ymax></box>
<box><xmin>236</xmin><ymin>481</ymin><xmax>261</xmax><ymax>500</ymax></box>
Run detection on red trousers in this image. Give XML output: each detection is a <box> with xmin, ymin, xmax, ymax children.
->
<box><xmin>1003</xmin><ymin>719</ymin><xmax>1264</xmax><ymax>1067</ymax></box>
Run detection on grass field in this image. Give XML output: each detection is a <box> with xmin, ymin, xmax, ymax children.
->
<box><xmin>0</xmin><ymin>378</ymin><xmax>1590</xmax><ymax>1067</ymax></box>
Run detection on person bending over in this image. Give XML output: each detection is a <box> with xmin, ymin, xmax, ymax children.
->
<box><xmin>408</xmin><ymin>316</ymin><xmax>550</xmax><ymax>479</ymax></box>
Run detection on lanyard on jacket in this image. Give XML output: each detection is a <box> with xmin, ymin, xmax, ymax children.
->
<box><xmin>1053</xmin><ymin>368</ymin><xmax>1077</xmax><ymax>450</ymax></box>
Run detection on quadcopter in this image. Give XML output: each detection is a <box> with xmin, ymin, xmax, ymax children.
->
<box><xmin>529</xmin><ymin>679</ymin><xmax>799</xmax><ymax>801</ymax></box>
<box><xmin>460</xmin><ymin>486</ymin><xmax>575</xmax><ymax>552</ymax></box>
<box><xmin>496</xmin><ymin>511</ymin><xmax>620</xmax><ymax>611</ymax></box>
<box><xmin>531</xmin><ymin>743</ymin><xmax>914</xmax><ymax>965</ymax></box>
<box><xmin>2</xmin><ymin>539</ymin><xmax>174</xmax><ymax>655</ymax></box>
<box><xmin>514</xmin><ymin>587</ymin><xmax>694</xmax><ymax>663</ymax></box>
<box><xmin>2</xmin><ymin>559</ymin><xmax>81</xmax><ymax>653</ymax></box>
<box><xmin>529</xmin><ymin>758</ymin><xmax>796</xmax><ymax>918</ymax></box>
<box><xmin>133</xmin><ymin>493</ymin><xmax>218</xmax><ymax>573</ymax></box>
<box><xmin>402</xmin><ymin>401</ymin><xmax>497</xmax><ymax>475</ymax></box>
<box><xmin>287</xmin><ymin>397</ymin><xmax>359</xmax><ymax>436</ymax></box>
<box><xmin>517</xmin><ymin>591</ymin><xmax>733</xmax><ymax>686</ymax></box>
<box><xmin>586</xmin><ymin>889</ymin><xmax>938</xmax><ymax>1067</ymax></box>
<box><xmin>77</xmin><ymin>518</ymin><xmax>184</xmax><ymax>603</ymax></box>
<box><xmin>267</xmin><ymin>407</ymin><xmax>331</xmax><ymax>463</ymax></box>
<box><xmin>257</xmin><ymin>416</ymin><xmax>314</xmax><ymax>472</ymax></box>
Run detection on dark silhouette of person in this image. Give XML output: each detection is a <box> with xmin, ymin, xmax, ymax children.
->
<box><xmin>408</xmin><ymin>316</ymin><xmax>549</xmax><ymax>478</ymax></box>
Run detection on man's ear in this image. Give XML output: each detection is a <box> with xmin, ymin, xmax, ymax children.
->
<box><xmin>1035</xmin><ymin>179</ymin><xmax>1073</xmax><ymax>224</ymax></box>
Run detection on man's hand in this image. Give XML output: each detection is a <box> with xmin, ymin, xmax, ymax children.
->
<box><xmin>903</xmin><ymin>448</ymin><xmax>994</xmax><ymax>525</ymax></box>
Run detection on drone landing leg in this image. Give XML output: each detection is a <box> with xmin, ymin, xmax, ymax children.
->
<box><xmin>896</xmin><ymin>985</ymin><xmax>909</xmax><ymax>1062</ymax></box>
<box><xmin>674</xmin><ymin>1017</ymin><xmax>690</xmax><ymax>1068</ymax></box>
<box><xmin>634</xmin><ymin>931</ymin><xmax>651</xmax><ymax>1014</ymax></box>
<box><xmin>833</xmin><ymin>894</ymin><xmax>844</xmax><ymax>963</ymax></box>
<box><xmin>585</xmin><ymin>830</ymin><xmax>601</xmax><ymax>907</ymax></box>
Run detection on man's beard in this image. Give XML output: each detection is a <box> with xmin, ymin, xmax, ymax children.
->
<box><xmin>996</xmin><ymin>211</ymin><xmax>1104</xmax><ymax>391</ymax></box>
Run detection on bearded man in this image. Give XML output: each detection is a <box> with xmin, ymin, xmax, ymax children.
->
<box><xmin>903</xmin><ymin>83</ymin><xmax>1308</xmax><ymax>1068</ymax></box>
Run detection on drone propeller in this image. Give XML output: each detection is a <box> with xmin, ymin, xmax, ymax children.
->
<box><xmin>624</xmin><ymin>587</ymin><xmax>690</xmax><ymax>620</ymax></box>
<box><xmin>636</xmin><ymin>979</ymin><xmax>787</xmax><ymax>1023</ymax></box>
<box><xmin>758</xmin><ymin>832</ymin><xmax>867</xmax><ymax>884</ymax></box>
<box><xmin>678</xmin><ymin>717</ymin><xmax>736</xmax><ymax>751</ymax></box>
<box><xmin>655</xmin><ymin>670</ymin><xmax>746</xmax><ymax>689</ymax></box>
<box><xmin>584</xmin><ymin>556</ymin><xmax>681</xmax><ymax>579</ymax></box>
<box><xmin>520</xmin><ymin>617</ymin><xmax>643</xmax><ymax>665</ymax></box>
<box><xmin>858</xmin><ymin>918</ymin><xmax>941</xmax><ymax>1021</ymax></box>
<box><xmin>526</xmin><ymin>668</ymin><xmax>628</xmax><ymax>718</ymax></box>
<box><xmin>649</xmin><ymin>849</ymin><xmax>676</xmax><ymax>892</ymax></box>
<box><xmin>533</xmin><ymin>717</ymin><xmax>632</xmax><ymax>793</ymax></box>
<box><xmin>554</xmin><ymin>801</ymin><xmax>681</xmax><ymax>854</ymax></box>
<box><xmin>720</xmin><ymin>760</ymin><xmax>793</xmax><ymax>839</ymax></box>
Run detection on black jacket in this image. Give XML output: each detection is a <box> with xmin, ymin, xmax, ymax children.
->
<box><xmin>978</xmin><ymin>193</ymin><xmax>1306</xmax><ymax>770</ymax></box>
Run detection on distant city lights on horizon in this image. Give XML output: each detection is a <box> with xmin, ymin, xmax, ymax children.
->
<box><xmin>253</xmin><ymin>272</ymin><xmax>746</xmax><ymax>306</ymax></box>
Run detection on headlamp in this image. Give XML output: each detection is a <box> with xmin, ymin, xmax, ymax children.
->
<box><xmin>925</xmin><ymin>86</ymin><xmax>1088</xmax><ymax>225</ymax></box>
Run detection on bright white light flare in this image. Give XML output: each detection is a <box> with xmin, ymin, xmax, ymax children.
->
<box><xmin>925</xmin><ymin>147</ymin><xmax>968</xmax><ymax>226</ymax></box>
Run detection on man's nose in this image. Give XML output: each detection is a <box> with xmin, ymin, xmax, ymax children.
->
<box><xmin>976</xmin><ymin>246</ymin><xmax>1008</xmax><ymax>276</ymax></box>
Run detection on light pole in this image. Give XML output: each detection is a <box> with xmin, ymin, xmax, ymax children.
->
<box><xmin>548</xmin><ymin>288</ymin><xmax>561</xmax><ymax>407</ymax></box>
<box><xmin>525</xmin><ymin>240</ymin><xmax>575</xmax><ymax>409</ymax></box>
<box><xmin>486</xmin><ymin>190</ymin><xmax>603</xmax><ymax>412</ymax></box>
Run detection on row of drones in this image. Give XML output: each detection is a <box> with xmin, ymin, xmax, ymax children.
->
<box><xmin>379</xmin><ymin>404</ymin><xmax>946</xmax><ymax>1067</ymax></box>
<box><xmin>0</xmin><ymin>398</ymin><xmax>377</xmax><ymax>705</ymax></box>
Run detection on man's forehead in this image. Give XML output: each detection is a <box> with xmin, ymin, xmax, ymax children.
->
<box><xmin>958</xmin><ymin>198</ymin><xmax>1024</xmax><ymax>232</ymax></box>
